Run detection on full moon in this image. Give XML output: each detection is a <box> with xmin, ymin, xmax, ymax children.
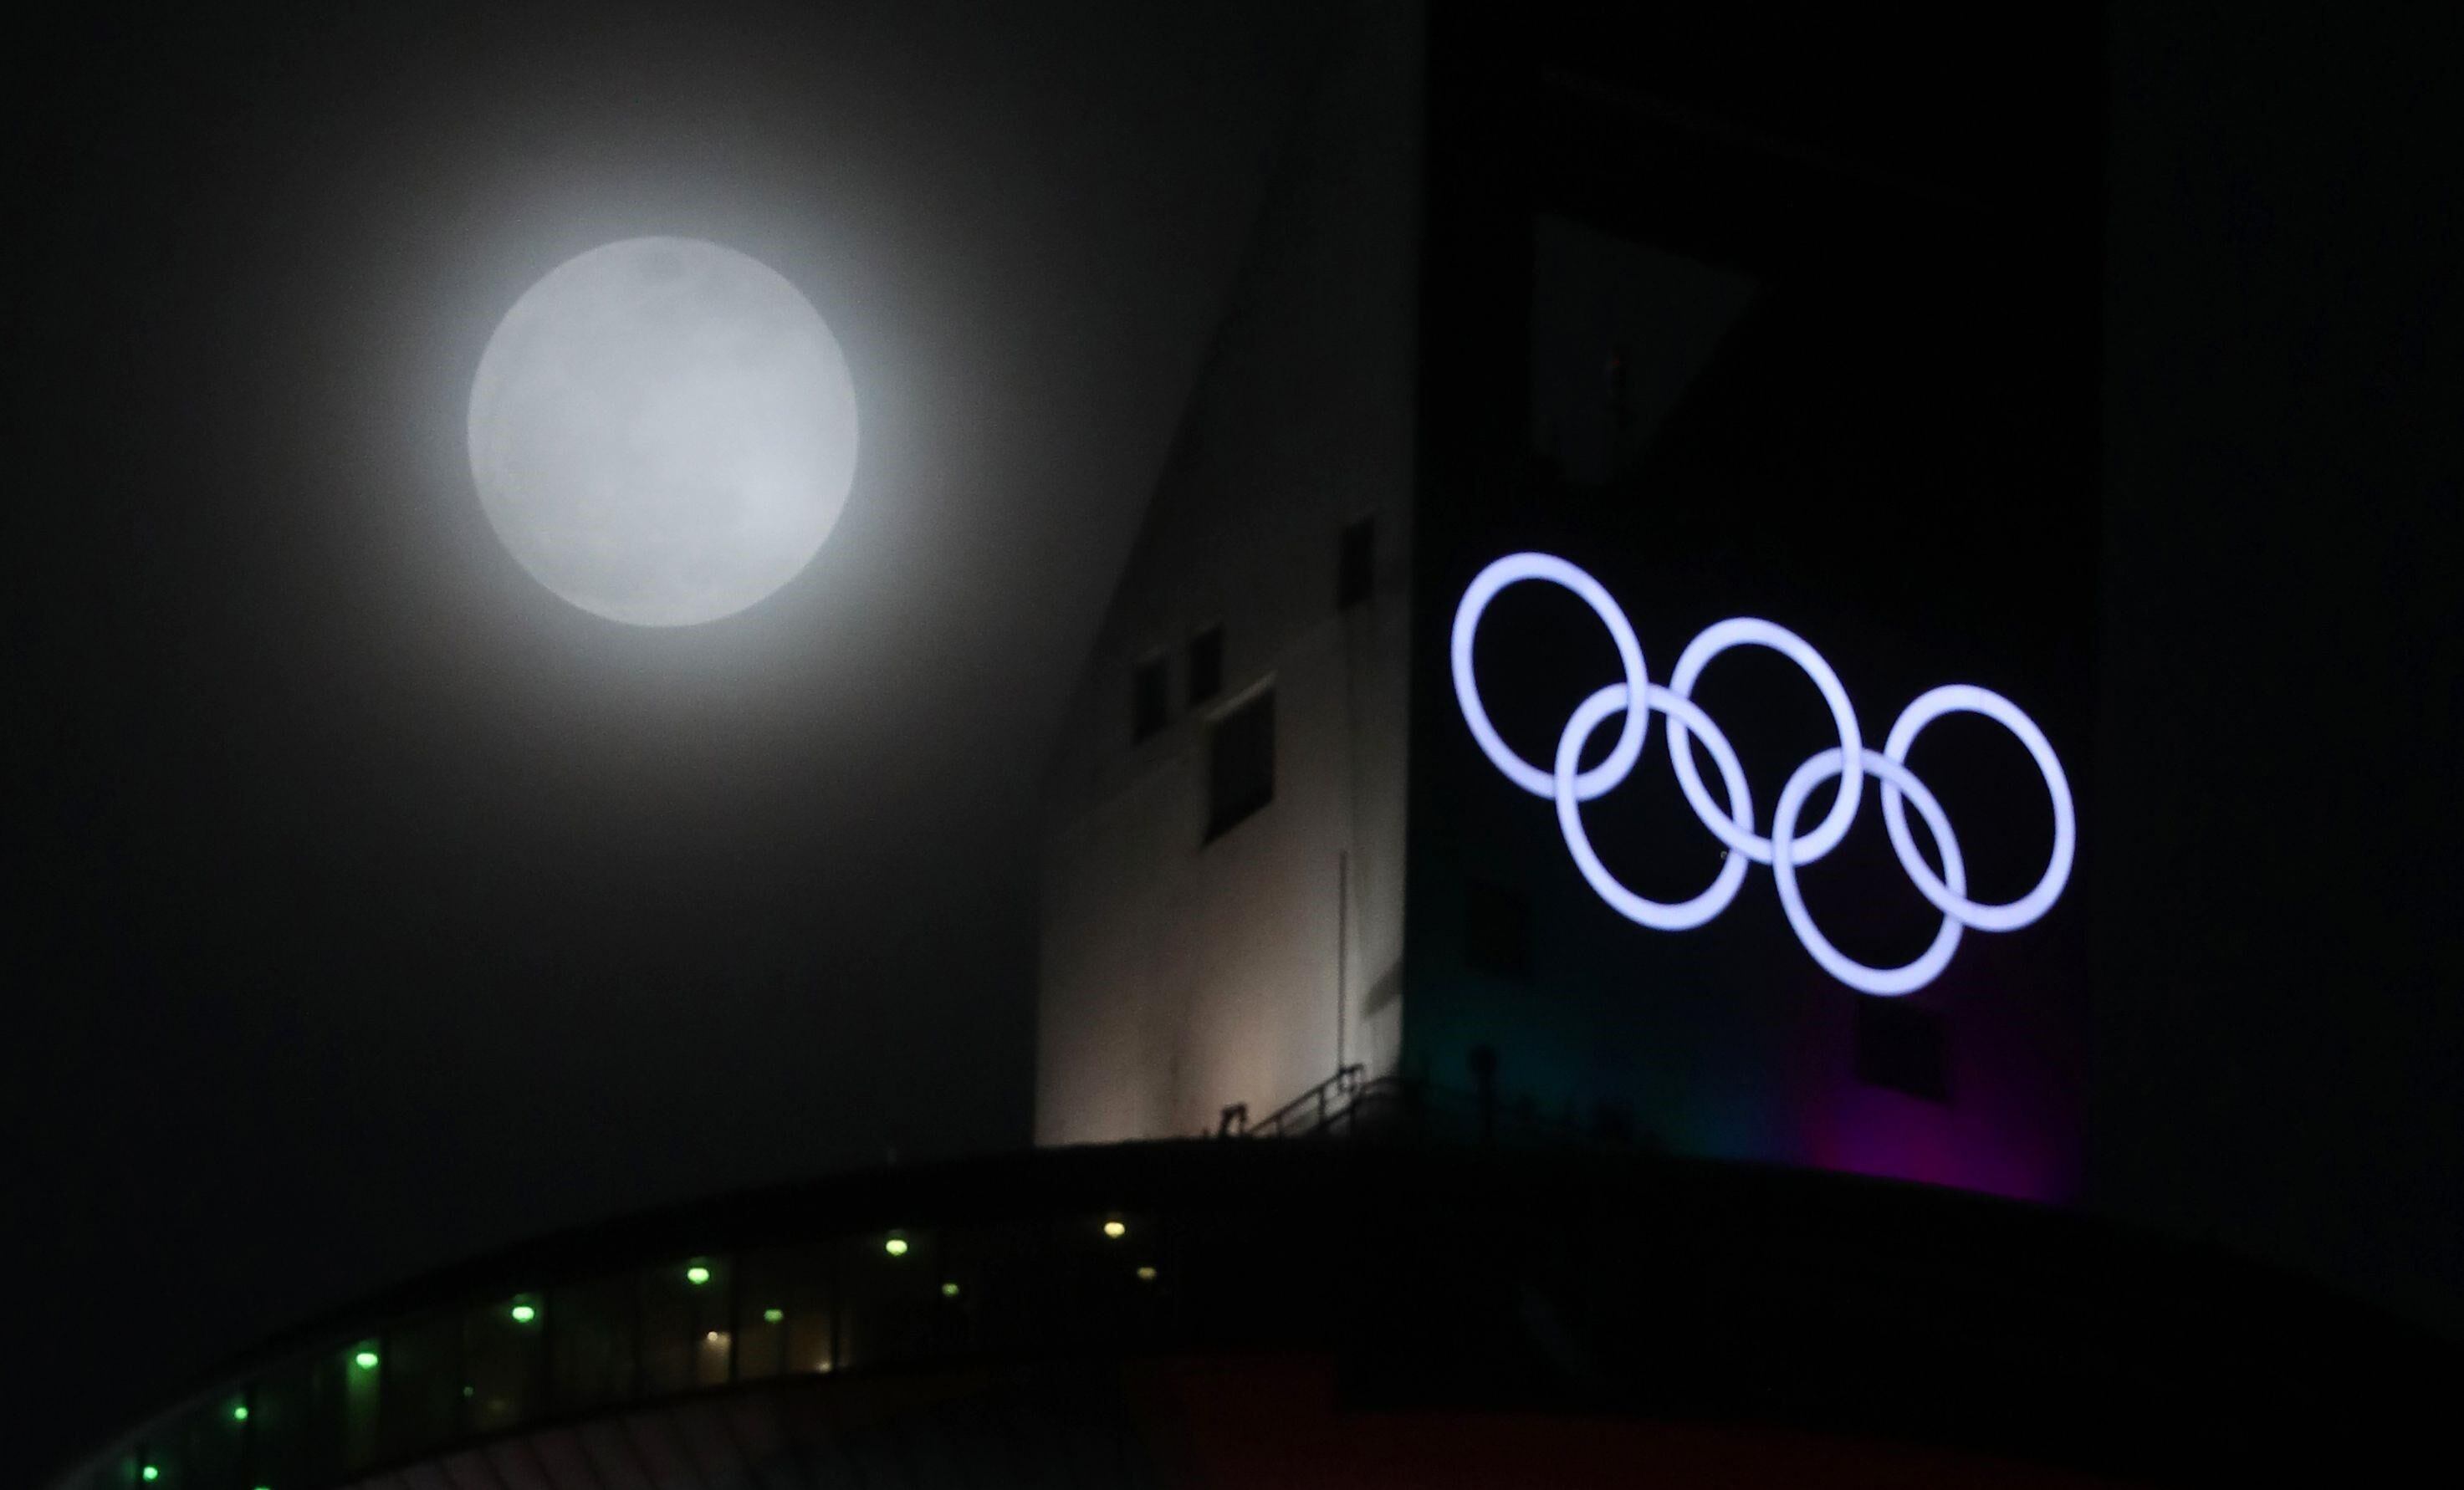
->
<box><xmin>467</xmin><ymin>237</ymin><xmax>858</xmax><ymax>626</ymax></box>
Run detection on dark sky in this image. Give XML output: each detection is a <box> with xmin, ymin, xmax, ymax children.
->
<box><xmin>10</xmin><ymin>0</ymin><xmax>2464</xmax><ymax>1478</ymax></box>
<box><xmin>5</xmin><ymin>0</ymin><xmax>1320</xmax><ymax>1467</ymax></box>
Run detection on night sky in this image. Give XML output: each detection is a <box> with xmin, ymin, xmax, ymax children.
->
<box><xmin>7</xmin><ymin>0</ymin><xmax>1319</xmax><ymax>1468</ymax></box>
<box><xmin>8</xmin><ymin>0</ymin><xmax>2464</xmax><ymax>1480</ymax></box>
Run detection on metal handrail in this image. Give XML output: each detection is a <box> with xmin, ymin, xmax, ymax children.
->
<box><xmin>1220</xmin><ymin>1063</ymin><xmax>1366</xmax><ymax>1139</ymax></box>
<box><xmin>1221</xmin><ymin>1068</ymin><xmax>1651</xmax><ymax>1150</ymax></box>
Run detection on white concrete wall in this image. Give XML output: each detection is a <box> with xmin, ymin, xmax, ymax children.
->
<box><xmin>1035</xmin><ymin>2</ymin><xmax>1422</xmax><ymax>1146</ymax></box>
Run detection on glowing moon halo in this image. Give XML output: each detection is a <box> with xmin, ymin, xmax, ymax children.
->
<box><xmin>467</xmin><ymin>237</ymin><xmax>857</xmax><ymax>626</ymax></box>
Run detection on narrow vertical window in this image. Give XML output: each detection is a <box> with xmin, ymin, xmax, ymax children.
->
<box><xmin>1132</xmin><ymin>654</ymin><xmax>1168</xmax><ymax>743</ymax></box>
<box><xmin>1188</xmin><ymin>624</ymin><xmax>1224</xmax><ymax>706</ymax></box>
<box><xmin>1204</xmin><ymin>687</ymin><xmax>1275</xmax><ymax>840</ymax></box>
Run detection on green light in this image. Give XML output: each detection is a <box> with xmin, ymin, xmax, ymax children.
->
<box><xmin>509</xmin><ymin>1303</ymin><xmax>536</xmax><ymax>1324</ymax></box>
<box><xmin>232</xmin><ymin>1404</ymin><xmax>248</xmax><ymax>1422</ymax></box>
<box><xmin>354</xmin><ymin>1350</ymin><xmax>379</xmax><ymax>1370</ymax></box>
<box><xmin>141</xmin><ymin>1469</ymin><xmax>160</xmax><ymax>1483</ymax></box>
<box><xmin>763</xmin><ymin>1307</ymin><xmax>785</xmax><ymax>1324</ymax></box>
<box><xmin>686</xmin><ymin>1265</ymin><xmax>711</xmax><ymax>1286</ymax></box>
<box><xmin>883</xmin><ymin>1234</ymin><xmax>909</xmax><ymax>1258</ymax></box>
<box><xmin>940</xmin><ymin>1281</ymin><xmax>959</xmax><ymax>1298</ymax></box>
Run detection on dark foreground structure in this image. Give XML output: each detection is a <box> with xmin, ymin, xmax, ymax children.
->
<box><xmin>49</xmin><ymin>1095</ymin><xmax>2458</xmax><ymax>1490</ymax></box>
<box><xmin>34</xmin><ymin>3</ymin><xmax>2464</xmax><ymax>1486</ymax></box>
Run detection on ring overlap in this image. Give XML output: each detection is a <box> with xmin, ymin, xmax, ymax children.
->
<box><xmin>1452</xmin><ymin>552</ymin><xmax>2075</xmax><ymax>996</ymax></box>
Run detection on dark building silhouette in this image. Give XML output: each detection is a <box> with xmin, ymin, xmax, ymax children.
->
<box><xmin>43</xmin><ymin>4</ymin><xmax>2463</xmax><ymax>1489</ymax></box>
<box><xmin>1038</xmin><ymin>1</ymin><xmax>2092</xmax><ymax>1202</ymax></box>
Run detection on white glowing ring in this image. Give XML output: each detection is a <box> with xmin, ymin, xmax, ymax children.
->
<box><xmin>1554</xmin><ymin>683</ymin><xmax>1755</xmax><ymax>931</ymax></box>
<box><xmin>1880</xmin><ymin>684</ymin><xmax>2076</xmax><ymax>932</ymax></box>
<box><xmin>1451</xmin><ymin>553</ymin><xmax>2076</xmax><ymax>996</ymax></box>
<box><xmin>1451</xmin><ymin>553</ymin><xmax>1650</xmax><ymax>801</ymax></box>
<box><xmin>1770</xmin><ymin>748</ymin><xmax>1966</xmax><ymax>997</ymax></box>
<box><xmin>1664</xmin><ymin>617</ymin><xmax>1864</xmax><ymax>865</ymax></box>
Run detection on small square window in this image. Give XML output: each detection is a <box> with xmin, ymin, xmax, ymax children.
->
<box><xmin>1464</xmin><ymin>880</ymin><xmax>1531</xmax><ymax>979</ymax></box>
<box><xmin>1337</xmin><ymin>516</ymin><xmax>1376</xmax><ymax>610</ymax></box>
<box><xmin>1188</xmin><ymin>625</ymin><xmax>1223</xmax><ymax>706</ymax></box>
<box><xmin>1854</xmin><ymin>998</ymin><xmax>1950</xmax><ymax>1104</ymax></box>
<box><xmin>1205</xmin><ymin>687</ymin><xmax>1275</xmax><ymax>841</ymax></box>
<box><xmin>1132</xmin><ymin>654</ymin><xmax>1168</xmax><ymax>743</ymax></box>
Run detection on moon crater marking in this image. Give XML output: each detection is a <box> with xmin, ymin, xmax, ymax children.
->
<box><xmin>468</xmin><ymin>237</ymin><xmax>857</xmax><ymax>627</ymax></box>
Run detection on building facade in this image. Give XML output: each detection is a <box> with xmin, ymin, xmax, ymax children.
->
<box><xmin>1037</xmin><ymin>1</ymin><xmax>2099</xmax><ymax>1202</ymax></box>
<box><xmin>1035</xmin><ymin>3</ymin><xmax>1424</xmax><ymax>1145</ymax></box>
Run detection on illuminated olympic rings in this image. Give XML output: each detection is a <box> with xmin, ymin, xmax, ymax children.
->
<box><xmin>1450</xmin><ymin>553</ymin><xmax>2075</xmax><ymax>996</ymax></box>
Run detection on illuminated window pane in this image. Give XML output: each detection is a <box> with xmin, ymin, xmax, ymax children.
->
<box><xmin>168</xmin><ymin>1392</ymin><xmax>246</xmax><ymax>1490</ymax></box>
<box><xmin>785</xmin><ymin>1252</ymin><xmax>839</xmax><ymax>1378</ymax></box>
<box><xmin>642</xmin><ymin>1258</ymin><xmax>733</xmax><ymax>1395</ymax></box>
<box><xmin>375</xmin><ymin>1313</ymin><xmax>461</xmax><ymax>1462</ymax></box>
<box><xmin>340</xmin><ymin>1342</ymin><xmax>382</xmax><ymax>1474</ymax></box>
<box><xmin>463</xmin><ymin>1293</ymin><xmax>546</xmax><ymax>1433</ymax></box>
<box><xmin>737</xmin><ymin>1246</ymin><xmax>831</xmax><ymax>1380</ymax></box>
<box><xmin>241</xmin><ymin>1361</ymin><xmax>318</xmax><ymax>1490</ymax></box>
<box><xmin>549</xmin><ymin>1273</ymin><xmax>637</xmax><ymax>1412</ymax></box>
<box><xmin>1014</xmin><ymin>1212</ymin><xmax>1169</xmax><ymax>1352</ymax></box>
<box><xmin>839</xmin><ymin>1228</ymin><xmax>943</xmax><ymax>1370</ymax></box>
<box><xmin>697</xmin><ymin>1327</ymin><xmax>732</xmax><ymax>1388</ymax></box>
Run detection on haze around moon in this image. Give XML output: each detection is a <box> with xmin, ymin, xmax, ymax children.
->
<box><xmin>467</xmin><ymin>237</ymin><xmax>858</xmax><ymax>627</ymax></box>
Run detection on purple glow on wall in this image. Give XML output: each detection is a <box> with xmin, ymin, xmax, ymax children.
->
<box><xmin>1787</xmin><ymin>975</ymin><xmax>2083</xmax><ymax>1204</ymax></box>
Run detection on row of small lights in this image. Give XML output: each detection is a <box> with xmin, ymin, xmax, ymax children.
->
<box><xmin>140</xmin><ymin>1221</ymin><xmax>1155</xmax><ymax>1485</ymax></box>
